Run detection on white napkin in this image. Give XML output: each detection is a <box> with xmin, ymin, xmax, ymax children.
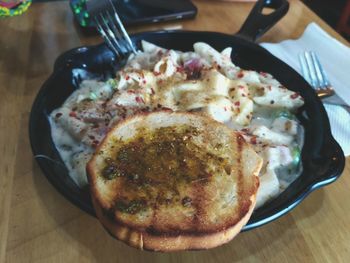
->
<box><xmin>261</xmin><ymin>22</ymin><xmax>350</xmax><ymax>156</ymax></box>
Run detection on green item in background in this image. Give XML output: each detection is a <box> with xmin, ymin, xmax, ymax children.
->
<box><xmin>70</xmin><ymin>0</ymin><xmax>90</xmax><ymax>27</ymax></box>
<box><xmin>0</xmin><ymin>0</ymin><xmax>31</xmax><ymax>17</ymax></box>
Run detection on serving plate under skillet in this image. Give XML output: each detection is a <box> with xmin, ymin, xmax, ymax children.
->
<box><xmin>29</xmin><ymin>0</ymin><xmax>345</xmax><ymax>231</ymax></box>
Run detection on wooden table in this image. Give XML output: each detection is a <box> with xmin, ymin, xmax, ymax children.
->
<box><xmin>1</xmin><ymin>0</ymin><xmax>349</xmax><ymax>262</ymax></box>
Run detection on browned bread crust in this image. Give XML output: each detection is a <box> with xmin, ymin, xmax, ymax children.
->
<box><xmin>87</xmin><ymin>111</ymin><xmax>262</xmax><ymax>251</ymax></box>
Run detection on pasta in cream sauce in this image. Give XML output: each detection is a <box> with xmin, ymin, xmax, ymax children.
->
<box><xmin>50</xmin><ymin>41</ymin><xmax>304</xmax><ymax>208</ymax></box>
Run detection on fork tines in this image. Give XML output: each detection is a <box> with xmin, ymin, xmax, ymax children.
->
<box><xmin>299</xmin><ymin>51</ymin><xmax>335</xmax><ymax>97</ymax></box>
<box><xmin>88</xmin><ymin>0</ymin><xmax>137</xmax><ymax>57</ymax></box>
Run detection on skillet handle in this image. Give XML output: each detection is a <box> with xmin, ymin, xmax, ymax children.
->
<box><xmin>236</xmin><ymin>0</ymin><xmax>289</xmax><ymax>42</ymax></box>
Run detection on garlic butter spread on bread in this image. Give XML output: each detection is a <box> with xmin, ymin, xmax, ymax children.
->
<box><xmin>87</xmin><ymin>111</ymin><xmax>262</xmax><ymax>251</ymax></box>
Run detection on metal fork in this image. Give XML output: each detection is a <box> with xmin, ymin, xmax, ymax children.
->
<box><xmin>87</xmin><ymin>0</ymin><xmax>137</xmax><ymax>58</ymax></box>
<box><xmin>299</xmin><ymin>51</ymin><xmax>349</xmax><ymax>109</ymax></box>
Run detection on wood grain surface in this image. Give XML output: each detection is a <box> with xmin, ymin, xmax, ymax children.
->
<box><xmin>0</xmin><ymin>0</ymin><xmax>349</xmax><ymax>262</ymax></box>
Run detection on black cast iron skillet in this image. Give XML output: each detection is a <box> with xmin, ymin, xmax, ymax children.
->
<box><xmin>29</xmin><ymin>0</ymin><xmax>345</xmax><ymax>230</ymax></box>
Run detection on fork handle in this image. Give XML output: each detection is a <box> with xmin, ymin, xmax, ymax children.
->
<box><xmin>236</xmin><ymin>0</ymin><xmax>289</xmax><ymax>42</ymax></box>
<box><xmin>317</xmin><ymin>90</ymin><xmax>334</xmax><ymax>99</ymax></box>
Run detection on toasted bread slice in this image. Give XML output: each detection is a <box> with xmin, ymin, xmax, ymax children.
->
<box><xmin>87</xmin><ymin>111</ymin><xmax>262</xmax><ymax>251</ymax></box>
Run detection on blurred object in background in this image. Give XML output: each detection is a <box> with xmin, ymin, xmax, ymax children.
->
<box><xmin>70</xmin><ymin>0</ymin><xmax>89</xmax><ymax>26</ymax></box>
<box><xmin>214</xmin><ymin>0</ymin><xmax>257</xmax><ymax>1</ymax></box>
<box><xmin>1</xmin><ymin>0</ymin><xmax>23</xmax><ymax>8</ymax></box>
<box><xmin>70</xmin><ymin>0</ymin><xmax>197</xmax><ymax>29</ymax></box>
<box><xmin>336</xmin><ymin>0</ymin><xmax>350</xmax><ymax>37</ymax></box>
<box><xmin>0</xmin><ymin>0</ymin><xmax>31</xmax><ymax>17</ymax></box>
<box><xmin>302</xmin><ymin>0</ymin><xmax>349</xmax><ymax>41</ymax></box>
